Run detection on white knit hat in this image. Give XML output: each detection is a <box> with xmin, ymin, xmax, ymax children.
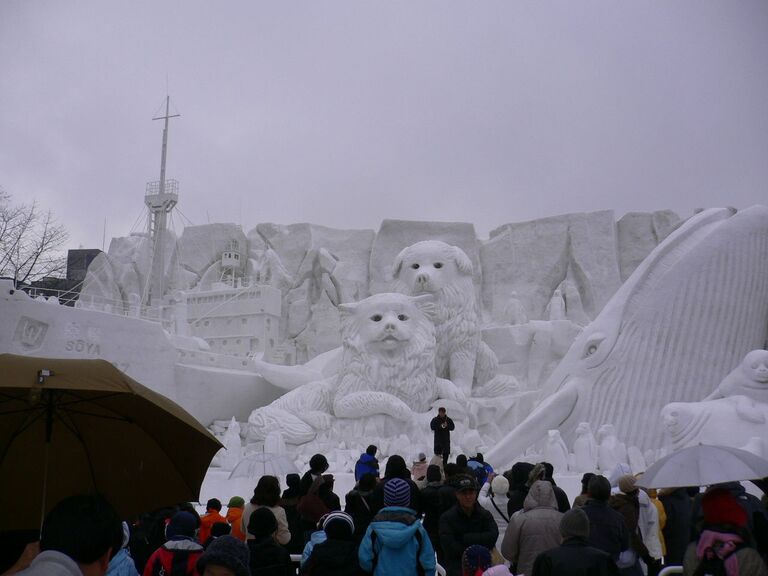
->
<box><xmin>491</xmin><ymin>475</ymin><xmax>509</xmax><ymax>495</ymax></box>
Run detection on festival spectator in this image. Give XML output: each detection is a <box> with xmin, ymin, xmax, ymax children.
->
<box><xmin>411</xmin><ymin>453</ymin><xmax>428</xmax><ymax>484</ymax></box>
<box><xmin>143</xmin><ymin>511</ymin><xmax>204</xmax><ymax>576</ymax></box>
<box><xmin>501</xmin><ymin>479</ymin><xmax>562</xmax><ymax>576</ymax></box>
<box><xmin>582</xmin><ymin>475</ymin><xmax>629</xmax><ymax>561</ymax></box>
<box><xmin>246</xmin><ymin>507</ymin><xmax>292</xmax><ymax>576</ymax></box>
<box><xmin>299</xmin><ymin>454</ymin><xmax>330</xmax><ymax>497</ymax></box>
<box><xmin>505</xmin><ymin>462</ymin><xmax>535</xmax><ymax>517</ymax></box>
<box><xmin>199</xmin><ymin>499</ymin><xmax>227</xmax><ymax>546</ymax></box>
<box><xmin>345</xmin><ymin>473</ymin><xmax>377</xmax><ymax>544</ymax></box>
<box><xmin>15</xmin><ymin>494</ymin><xmax>122</xmax><ymax>576</ymax></box>
<box><xmin>369</xmin><ymin>455</ymin><xmax>421</xmax><ymax>515</ymax></box>
<box><xmin>354</xmin><ymin>445</ymin><xmax>380</xmax><ymax>482</ymax></box>
<box><xmin>202</xmin><ymin>523</ymin><xmax>231</xmax><ymax>550</ymax></box>
<box><xmin>242</xmin><ymin>476</ymin><xmax>291</xmax><ymax>546</ymax></box>
<box><xmin>359</xmin><ymin>478</ymin><xmax>436</xmax><ymax>576</ymax></box>
<box><xmin>531</xmin><ymin>507</ymin><xmax>619</xmax><ymax>576</ymax></box>
<box><xmin>304</xmin><ymin>512</ymin><xmax>362</xmax><ymax>576</ymax></box>
<box><xmin>279</xmin><ymin>474</ymin><xmax>303</xmax><ymax>554</ymax></box>
<box><xmin>195</xmin><ymin>535</ymin><xmax>249</xmax><ymax>576</ymax></box>
<box><xmin>224</xmin><ymin>497</ymin><xmax>246</xmax><ymax>542</ymax></box>
<box><xmin>659</xmin><ymin>487</ymin><xmax>692</xmax><ymax>565</ymax></box>
<box><xmin>609</xmin><ymin>475</ymin><xmax>649</xmax><ymax>576</ymax></box>
<box><xmin>440</xmin><ymin>476</ymin><xmax>498</xmax><ymax>576</ymax></box>
<box><xmin>478</xmin><ymin>473</ymin><xmax>509</xmax><ymax>550</ymax></box>
<box><xmin>683</xmin><ymin>487</ymin><xmax>768</xmax><ymax>576</ymax></box>
<box><xmin>540</xmin><ymin>462</ymin><xmax>571</xmax><ymax>513</ymax></box>
<box><xmin>107</xmin><ymin>522</ymin><xmax>140</xmax><ymax>576</ymax></box>
<box><xmin>573</xmin><ymin>473</ymin><xmax>596</xmax><ymax>508</ymax></box>
<box><xmin>420</xmin><ymin>464</ymin><xmax>445</xmax><ymax>556</ymax></box>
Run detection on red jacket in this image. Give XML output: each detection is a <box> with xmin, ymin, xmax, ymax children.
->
<box><xmin>143</xmin><ymin>538</ymin><xmax>203</xmax><ymax>576</ymax></box>
<box><xmin>199</xmin><ymin>509</ymin><xmax>228</xmax><ymax>544</ymax></box>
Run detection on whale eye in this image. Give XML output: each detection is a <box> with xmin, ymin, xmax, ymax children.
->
<box><xmin>581</xmin><ymin>332</ymin><xmax>608</xmax><ymax>365</ymax></box>
<box><xmin>371</xmin><ymin>314</ymin><xmax>382</xmax><ymax>322</ymax></box>
<box><xmin>411</xmin><ymin>263</ymin><xmax>420</xmax><ymax>270</ymax></box>
<box><xmin>587</xmin><ymin>344</ymin><xmax>598</xmax><ymax>356</ymax></box>
<box><xmin>434</xmin><ymin>262</ymin><xmax>443</xmax><ymax>269</ymax></box>
<box><xmin>397</xmin><ymin>314</ymin><xmax>408</xmax><ymax>321</ymax></box>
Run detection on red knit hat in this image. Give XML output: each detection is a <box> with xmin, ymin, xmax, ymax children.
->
<box><xmin>701</xmin><ymin>488</ymin><xmax>748</xmax><ymax>528</ymax></box>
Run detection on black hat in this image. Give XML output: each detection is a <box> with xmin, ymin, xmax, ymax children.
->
<box><xmin>456</xmin><ymin>476</ymin><xmax>477</xmax><ymax>492</ymax></box>
<box><xmin>248</xmin><ymin>507</ymin><xmax>277</xmax><ymax>538</ymax></box>
<box><xmin>309</xmin><ymin>454</ymin><xmax>329</xmax><ymax>473</ymax></box>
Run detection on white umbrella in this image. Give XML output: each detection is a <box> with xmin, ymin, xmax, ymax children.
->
<box><xmin>228</xmin><ymin>451</ymin><xmax>299</xmax><ymax>481</ymax></box>
<box><xmin>637</xmin><ymin>444</ymin><xmax>768</xmax><ymax>489</ymax></box>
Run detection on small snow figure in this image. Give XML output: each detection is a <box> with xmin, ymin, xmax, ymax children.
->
<box><xmin>222</xmin><ymin>417</ymin><xmax>242</xmax><ymax>471</ymax></box>
<box><xmin>544</xmin><ymin>429</ymin><xmax>570</xmax><ymax>473</ymax></box>
<box><xmin>597</xmin><ymin>423</ymin><xmax>626</xmax><ymax>472</ymax></box>
<box><xmin>573</xmin><ymin>421</ymin><xmax>598</xmax><ymax>472</ymax></box>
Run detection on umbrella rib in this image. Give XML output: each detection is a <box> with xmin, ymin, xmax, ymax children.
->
<box><xmin>59</xmin><ymin>408</ymin><xmax>133</xmax><ymax>423</ymax></box>
<box><xmin>0</xmin><ymin>408</ymin><xmax>44</xmax><ymax>467</ymax></box>
<box><xmin>52</xmin><ymin>409</ymin><xmax>99</xmax><ymax>491</ymax></box>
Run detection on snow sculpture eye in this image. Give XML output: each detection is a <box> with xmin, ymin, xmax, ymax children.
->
<box><xmin>411</xmin><ymin>263</ymin><xmax>420</xmax><ymax>270</ymax></box>
<box><xmin>371</xmin><ymin>314</ymin><xmax>382</xmax><ymax>322</ymax></box>
<box><xmin>434</xmin><ymin>262</ymin><xmax>443</xmax><ymax>269</ymax></box>
<box><xmin>581</xmin><ymin>332</ymin><xmax>607</xmax><ymax>363</ymax></box>
<box><xmin>397</xmin><ymin>314</ymin><xmax>408</xmax><ymax>321</ymax></box>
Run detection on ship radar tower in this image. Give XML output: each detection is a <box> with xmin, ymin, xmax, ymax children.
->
<box><xmin>142</xmin><ymin>96</ymin><xmax>180</xmax><ymax>308</ymax></box>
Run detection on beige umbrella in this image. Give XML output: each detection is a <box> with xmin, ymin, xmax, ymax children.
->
<box><xmin>0</xmin><ymin>354</ymin><xmax>222</xmax><ymax>530</ymax></box>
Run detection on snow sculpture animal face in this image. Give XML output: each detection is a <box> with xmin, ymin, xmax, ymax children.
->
<box><xmin>392</xmin><ymin>240</ymin><xmax>473</xmax><ymax>295</ymax></box>
<box><xmin>333</xmin><ymin>292</ymin><xmax>440</xmax><ymax>416</ymax></box>
<box><xmin>743</xmin><ymin>350</ymin><xmax>768</xmax><ymax>384</ymax></box>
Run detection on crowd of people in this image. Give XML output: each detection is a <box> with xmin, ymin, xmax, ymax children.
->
<box><xmin>3</xmin><ymin>444</ymin><xmax>768</xmax><ymax>576</ymax></box>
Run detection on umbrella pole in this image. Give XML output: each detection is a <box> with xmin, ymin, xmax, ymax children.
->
<box><xmin>39</xmin><ymin>392</ymin><xmax>54</xmax><ymax>534</ymax></box>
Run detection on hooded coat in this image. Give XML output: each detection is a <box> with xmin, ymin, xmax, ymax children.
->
<box><xmin>501</xmin><ymin>480</ymin><xmax>563</xmax><ymax>576</ymax></box>
<box><xmin>358</xmin><ymin>506</ymin><xmax>436</xmax><ymax>576</ymax></box>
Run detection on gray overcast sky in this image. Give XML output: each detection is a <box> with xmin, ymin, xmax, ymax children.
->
<box><xmin>1</xmin><ymin>1</ymin><xmax>767</xmax><ymax>251</ymax></box>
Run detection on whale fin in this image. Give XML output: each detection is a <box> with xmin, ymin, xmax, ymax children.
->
<box><xmin>485</xmin><ymin>378</ymin><xmax>580</xmax><ymax>469</ymax></box>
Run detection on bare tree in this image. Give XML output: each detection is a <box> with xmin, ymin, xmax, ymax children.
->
<box><xmin>0</xmin><ymin>189</ymin><xmax>69</xmax><ymax>285</ymax></box>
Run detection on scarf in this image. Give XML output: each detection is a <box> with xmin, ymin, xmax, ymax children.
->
<box><xmin>696</xmin><ymin>529</ymin><xmax>743</xmax><ymax>576</ymax></box>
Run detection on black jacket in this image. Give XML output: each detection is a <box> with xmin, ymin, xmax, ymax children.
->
<box><xmin>531</xmin><ymin>537</ymin><xmax>619</xmax><ymax>576</ymax></box>
<box><xmin>247</xmin><ymin>537</ymin><xmax>292</xmax><ymax>576</ymax></box>
<box><xmin>581</xmin><ymin>499</ymin><xmax>629</xmax><ymax>559</ymax></box>
<box><xmin>659</xmin><ymin>488</ymin><xmax>692</xmax><ymax>565</ymax></box>
<box><xmin>344</xmin><ymin>488</ymin><xmax>376</xmax><ymax>544</ymax></box>
<box><xmin>430</xmin><ymin>415</ymin><xmax>455</xmax><ymax>453</ymax></box>
<box><xmin>439</xmin><ymin>503</ymin><xmax>499</xmax><ymax>576</ymax></box>
<box><xmin>304</xmin><ymin>538</ymin><xmax>363</xmax><ymax>576</ymax></box>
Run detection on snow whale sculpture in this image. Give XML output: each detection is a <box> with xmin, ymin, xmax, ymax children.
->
<box><xmin>248</xmin><ymin>292</ymin><xmax>463</xmax><ymax>443</ymax></box>
<box><xmin>703</xmin><ymin>349</ymin><xmax>768</xmax><ymax>404</ymax></box>
<box><xmin>486</xmin><ymin>206</ymin><xmax>768</xmax><ymax>468</ymax></box>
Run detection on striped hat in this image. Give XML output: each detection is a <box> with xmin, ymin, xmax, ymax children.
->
<box><xmin>384</xmin><ymin>478</ymin><xmax>411</xmax><ymax>508</ymax></box>
<box><xmin>323</xmin><ymin>511</ymin><xmax>355</xmax><ymax>539</ymax></box>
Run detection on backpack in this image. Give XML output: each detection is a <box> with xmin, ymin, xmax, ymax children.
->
<box><xmin>370</xmin><ymin>528</ymin><xmax>425</xmax><ymax>576</ymax></box>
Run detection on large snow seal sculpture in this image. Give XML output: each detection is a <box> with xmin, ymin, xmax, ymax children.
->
<box><xmin>392</xmin><ymin>240</ymin><xmax>516</xmax><ymax>397</ymax></box>
<box><xmin>486</xmin><ymin>206</ymin><xmax>768</xmax><ymax>468</ymax></box>
<box><xmin>248</xmin><ymin>292</ymin><xmax>462</xmax><ymax>443</ymax></box>
<box><xmin>703</xmin><ymin>349</ymin><xmax>768</xmax><ymax>404</ymax></box>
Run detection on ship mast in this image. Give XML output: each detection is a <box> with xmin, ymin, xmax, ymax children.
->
<box><xmin>142</xmin><ymin>96</ymin><xmax>180</xmax><ymax>309</ymax></box>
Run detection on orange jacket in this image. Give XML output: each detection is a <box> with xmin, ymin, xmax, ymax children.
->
<box><xmin>226</xmin><ymin>507</ymin><xmax>245</xmax><ymax>541</ymax></box>
<box><xmin>199</xmin><ymin>509</ymin><xmax>227</xmax><ymax>544</ymax></box>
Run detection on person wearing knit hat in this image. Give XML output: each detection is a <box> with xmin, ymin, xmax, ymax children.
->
<box><xmin>682</xmin><ymin>487</ymin><xmax>767</xmax><ymax>576</ymax></box>
<box><xmin>384</xmin><ymin>478</ymin><xmax>412</xmax><ymax>508</ymax></box>
<box><xmin>478</xmin><ymin>473</ymin><xmax>510</xmax><ymax>550</ymax></box>
<box><xmin>245</xmin><ymin>507</ymin><xmax>292</xmax><ymax>576</ymax></box>
<box><xmin>304</xmin><ymin>511</ymin><xmax>362</xmax><ymax>575</ymax></box>
<box><xmin>530</xmin><ymin>508</ymin><xmax>618</xmax><ymax>576</ymax></box>
<box><xmin>196</xmin><ymin>535</ymin><xmax>249</xmax><ymax>576</ymax></box>
<box><xmin>225</xmin><ymin>496</ymin><xmax>246</xmax><ymax>541</ymax></box>
<box><xmin>359</xmin><ymin>477</ymin><xmax>437</xmax><ymax>575</ymax></box>
<box><xmin>462</xmin><ymin>544</ymin><xmax>492</xmax><ymax>576</ymax></box>
<box><xmin>617</xmin><ymin>474</ymin><xmax>638</xmax><ymax>495</ymax></box>
<box><xmin>609</xmin><ymin>476</ymin><xmax>649</xmax><ymax>575</ymax></box>
<box><xmin>144</xmin><ymin>511</ymin><xmax>204</xmax><ymax>576</ymax></box>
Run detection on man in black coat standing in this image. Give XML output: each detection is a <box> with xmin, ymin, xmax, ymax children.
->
<box><xmin>430</xmin><ymin>406</ymin><xmax>455</xmax><ymax>465</ymax></box>
<box><xmin>531</xmin><ymin>507</ymin><xmax>619</xmax><ymax>576</ymax></box>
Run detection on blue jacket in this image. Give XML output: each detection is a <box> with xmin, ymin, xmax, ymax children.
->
<box><xmin>301</xmin><ymin>529</ymin><xmax>327</xmax><ymax>568</ymax></box>
<box><xmin>354</xmin><ymin>453</ymin><xmax>379</xmax><ymax>482</ymax></box>
<box><xmin>106</xmin><ymin>548</ymin><xmax>139</xmax><ymax>576</ymax></box>
<box><xmin>358</xmin><ymin>506</ymin><xmax>436</xmax><ymax>576</ymax></box>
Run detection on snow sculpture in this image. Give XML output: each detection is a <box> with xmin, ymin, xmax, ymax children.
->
<box><xmin>547</xmin><ymin>289</ymin><xmax>566</xmax><ymax>321</ymax></box>
<box><xmin>572</xmin><ymin>421</ymin><xmax>598</xmax><ymax>472</ymax></box>
<box><xmin>247</xmin><ymin>292</ymin><xmax>463</xmax><ymax>443</ymax></box>
<box><xmin>703</xmin><ymin>349</ymin><xmax>768</xmax><ymax>404</ymax></box>
<box><xmin>221</xmin><ymin>417</ymin><xmax>243</xmax><ymax>471</ymax></box>
<box><xmin>392</xmin><ymin>240</ymin><xmax>517</xmax><ymax>397</ymax></box>
<box><xmin>597</xmin><ymin>424</ymin><xmax>626</xmax><ymax>472</ymax></box>
<box><xmin>501</xmin><ymin>291</ymin><xmax>528</xmax><ymax>325</ymax></box>
<box><xmin>662</xmin><ymin>395</ymin><xmax>768</xmax><ymax>452</ymax></box>
<box><xmin>486</xmin><ymin>206</ymin><xmax>768</xmax><ymax>468</ymax></box>
<box><xmin>544</xmin><ymin>429</ymin><xmax>569</xmax><ymax>472</ymax></box>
